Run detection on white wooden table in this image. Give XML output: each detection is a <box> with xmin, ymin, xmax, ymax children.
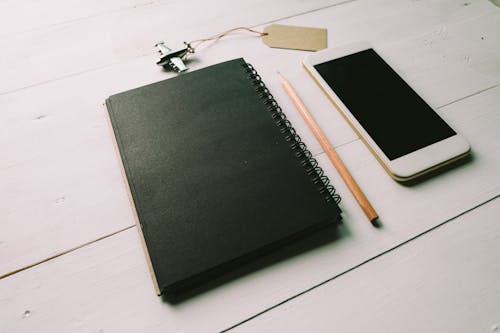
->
<box><xmin>1</xmin><ymin>1</ymin><xmax>499</xmax><ymax>332</ymax></box>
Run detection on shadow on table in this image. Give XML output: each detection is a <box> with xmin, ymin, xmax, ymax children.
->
<box><xmin>162</xmin><ymin>221</ymin><xmax>350</xmax><ymax>304</ymax></box>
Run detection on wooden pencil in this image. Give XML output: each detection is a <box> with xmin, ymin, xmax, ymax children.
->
<box><xmin>278</xmin><ymin>72</ymin><xmax>379</xmax><ymax>223</ymax></box>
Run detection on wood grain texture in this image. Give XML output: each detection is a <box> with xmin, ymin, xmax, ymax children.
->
<box><xmin>1</xmin><ymin>0</ymin><xmax>499</xmax><ymax>331</ymax></box>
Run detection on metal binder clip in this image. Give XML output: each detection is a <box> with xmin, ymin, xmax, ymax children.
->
<box><xmin>154</xmin><ymin>41</ymin><xmax>192</xmax><ymax>72</ymax></box>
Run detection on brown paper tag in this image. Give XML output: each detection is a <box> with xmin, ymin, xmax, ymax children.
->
<box><xmin>262</xmin><ymin>24</ymin><xmax>327</xmax><ymax>51</ymax></box>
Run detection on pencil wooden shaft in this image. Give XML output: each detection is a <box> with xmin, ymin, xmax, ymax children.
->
<box><xmin>278</xmin><ymin>74</ymin><xmax>378</xmax><ymax>222</ymax></box>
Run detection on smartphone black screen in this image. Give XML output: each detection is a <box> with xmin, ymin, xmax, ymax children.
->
<box><xmin>314</xmin><ymin>49</ymin><xmax>456</xmax><ymax>160</ymax></box>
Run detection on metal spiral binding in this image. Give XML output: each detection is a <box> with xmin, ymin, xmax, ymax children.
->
<box><xmin>242</xmin><ymin>62</ymin><xmax>341</xmax><ymax>205</ymax></box>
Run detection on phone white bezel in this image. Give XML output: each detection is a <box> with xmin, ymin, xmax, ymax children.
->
<box><xmin>303</xmin><ymin>42</ymin><xmax>470</xmax><ymax>181</ymax></box>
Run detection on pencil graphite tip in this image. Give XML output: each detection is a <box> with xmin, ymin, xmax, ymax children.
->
<box><xmin>371</xmin><ymin>216</ymin><xmax>381</xmax><ymax>228</ymax></box>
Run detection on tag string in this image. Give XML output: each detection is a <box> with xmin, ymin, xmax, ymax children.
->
<box><xmin>184</xmin><ymin>27</ymin><xmax>268</xmax><ymax>54</ymax></box>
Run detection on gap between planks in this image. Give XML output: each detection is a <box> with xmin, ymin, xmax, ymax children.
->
<box><xmin>0</xmin><ymin>225</ymin><xmax>135</xmax><ymax>281</ymax></box>
<box><xmin>437</xmin><ymin>82</ymin><xmax>500</xmax><ymax>109</ymax></box>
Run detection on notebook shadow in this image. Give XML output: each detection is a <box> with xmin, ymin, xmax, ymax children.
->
<box><xmin>162</xmin><ymin>222</ymin><xmax>350</xmax><ymax>304</ymax></box>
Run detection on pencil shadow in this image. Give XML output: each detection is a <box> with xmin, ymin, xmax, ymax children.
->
<box><xmin>162</xmin><ymin>221</ymin><xmax>350</xmax><ymax>304</ymax></box>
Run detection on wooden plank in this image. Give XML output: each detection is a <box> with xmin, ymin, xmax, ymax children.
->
<box><xmin>0</xmin><ymin>73</ymin><xmax>498</xmax><ymax>333</ymax></box>
<box><xmin>231</xmin><ymin>198</ymin><xmax>500</xmax><ymax>333</ymax></box>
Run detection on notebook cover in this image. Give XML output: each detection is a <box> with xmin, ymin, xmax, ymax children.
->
<box><xmin>106</xmin><ymin>58</ymin><xmax>341</xmax><ymax>295</ymax></box>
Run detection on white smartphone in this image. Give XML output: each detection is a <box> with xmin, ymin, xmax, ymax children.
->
<box><xmin>303</xmin><ymin>42</ymin><xmax>470</xmax><ymax>182</ymax></box>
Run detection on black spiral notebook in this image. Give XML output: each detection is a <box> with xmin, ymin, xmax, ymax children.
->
<box><xmin>105</xmin><ymin>58</ymin><xmax>342</xmax><ymax>296</ymax></box>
